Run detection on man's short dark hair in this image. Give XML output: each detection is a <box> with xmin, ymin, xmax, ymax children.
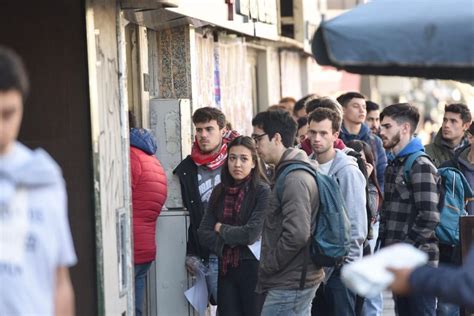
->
<box><xmin>192</xmin><ymin>106</ymin><xmax>226</xmax><ymax>129</ymax></box>
<box><xmin>297</xmin><ymin>116</ymin><xmax>308</xmax><ymax>130</ymax></box>
<box><xmin>308</xmin><ymin>108</ymin><xmax>342</xmax><ymax>132</ymax></box>
<box><xmin>305</xmin><ymin>97</ymin><xmax>342</xmax><ymax>115</ymax></box>
<box><xmin>0</xmin><ymin>46</ymin><xmax>29</xmax><ymax>99</ymax></box>
<box><xmin>366</xmin><ymin>100</ymin><xmax>380</xmax><ymax>113</ymax></box>
<box><xmin>337</xmin><ymin>92</ymin><xmax>365</xmax><ymax>107</ymax></box>
<box><xmin>380</xmin><ymin>103</ymin><xmax>420</xmax><ymax>135</ymax></box>
<box><xmin>252</xmin><ymin>110</ymin><xmax>297</xmax><ymax>148</ymax></box>
<box><xmin>294</xmin><ymin>94</ymin><xmax>317</xmax><ymax>115</ymax></box>
<box><xmin>444</xmin><ymin>103</ymin><xmax>472</xmax><ymax>124</ymax></box>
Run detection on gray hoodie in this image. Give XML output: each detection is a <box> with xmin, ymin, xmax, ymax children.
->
<box><xmin>311</xmin><ymin>149</ymin><xmax>367</xmax><ymax>261</ymax></box>
<box><xmin>257</xmin><ymin>148</ymin><xmax>324</xmax><ymax>292</ymax></box>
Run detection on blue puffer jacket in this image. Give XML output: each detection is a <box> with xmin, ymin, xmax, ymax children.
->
<box><xmin>340</xmin><ymin>123</ymin><xmax>387</xmax><ymax>191</ymax></box>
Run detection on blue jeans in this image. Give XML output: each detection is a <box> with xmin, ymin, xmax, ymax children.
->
<box><xmin>205</xmin><ymin>254</ymin><xmax>219</xmax><ymax>305</ymax></box>
<box><xmin>135</xmin><ymin>263</ymin><xmax>152</xmax><ymax>316</ymax></box>
<box><xmin>261</xmin><ymin>286</ymin><xmax>318</xmax><ymax>316</ymax></box>
<box><xmin>436</xmin><ymin>299</ymin><xmax>459</xmax><ymax>316</ymax></box>
<box><xmin>324</xmin><ymin>267</ymin><xmax>357</xmax><ymax>316</ymax></box>
<box><xmin>362</xmin><ymin>221</ymin><xmax>383</xmax><ymax>316</ymax></box>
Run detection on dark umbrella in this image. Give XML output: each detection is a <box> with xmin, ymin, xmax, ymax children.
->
<box><xmin>312</xmin><ymin>0</ymin><xmax>474</xmax><ymax>81</ymax></box>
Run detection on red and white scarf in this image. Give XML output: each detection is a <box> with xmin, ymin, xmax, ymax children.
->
<box><xmin>190</xmin><ymin>130</ymin><xmax>239</xmax><ymax>170</ymax></box>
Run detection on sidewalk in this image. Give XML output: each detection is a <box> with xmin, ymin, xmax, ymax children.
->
<box><xmin>383</xmin><ymin>291</ymin><xmax>396</xmax><ymax>316</ymax></box>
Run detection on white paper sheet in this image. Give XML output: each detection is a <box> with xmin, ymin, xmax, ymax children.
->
<box><xmin>184</xmin><ymin>269</ymin><xmax>208</xmax><ymax>316</ymax></box>
<box><xmin>248</xmin><ymin>239</ymin><xmax>261</xmax><ymax>261</ymax></box>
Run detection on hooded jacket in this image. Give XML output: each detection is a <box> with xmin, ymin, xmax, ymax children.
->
<box><xmin>257</xmin><ymin>148</ymin><xmax>324</xmax><ymax>292</ymax></box>
<box><xmin>326</xmin><ymin>149</ymin><xmax>368</xmax><ymax>261</ymax></box>
<box><xmin>381</xmin><ymin>138</ymin><xmax>440</xmax><ymax>262</ymax></box>
<box><xmin>425</xmin><ymin>128</ymin><xmax>469</xmax><ymax>167</ymax></box>
<box><xmin>339</xmin><ymin>123</ymin><xmax>387</xmax><ymax>191</ymax></box>
<box><xmin>0</xmin><ymin>142</ymin><xmax>77</xmax><ymax>315</ymax></box>
<box><xmin>130</xmin><ymin>128</ymin><xmax>167</xmax><ymax>264</ymax></box>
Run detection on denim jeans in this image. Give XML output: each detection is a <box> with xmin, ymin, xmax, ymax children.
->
<box><xmin>261</xmin><ymin>286</ymin><xmax>318</xmax><ymax>316</ymax></box>
<box><xmin>362</xmin><ymin>221</ymin><xmax>383</xmax><ymax>316</ymax></box>
<box><xmin>134</xmin><ymin>263</ymin><xmax>152</xmax><ymax>316</ymax></box>
<box><xmin>205</xmin><ymin>254</ymin><xmax>219</xmax><ymax>305</ymax></box>
<box><xmin>324</xmin><ymin>267</ymin><xmax>357</xmax><ymax>316</ymax></box>
<box><xmin>436</xmin><ymin>299</ymin><xmax>460</xmax><ymax>316</ymax></box>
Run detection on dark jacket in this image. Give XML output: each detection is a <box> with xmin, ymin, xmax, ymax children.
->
<box><xmin>130</xmin><ymin>129</ymin><xmax>167</xmax><ymax>264</ymax></box>
<box><xmin>380</xmin><ymin>138</ymin><xmax>440</xmax><ymax>262</ymax></box>
<box><xmin>440</xmin><ymin>144</ymin><xmax>474</xmax><ymax>215</ymax></box>
<box><xmin>339</xmin><ymin>123</ymin><xmax>387</xmax><ymax>191</ymax></box>
<box><xmin>197</xmin><ymin>181</ymin><xmax>270</xmax><ymax>260</ymax></box>
<box><xmin>174</xmin><ymin>156</ymin><xmax>210</xmax><ymax>259</ymax></box>
<box><xmin>257</xmin><ymin>148</ymin><xmax>325</xmax><ymax>292</ymax></box>
<box><xmin>425</xmin><ymin>128</ymin><xmax>469</xmax><ymax>167</ymax></box>
<box><xmin>410</xmin><ymin>245</ymin><xmax>474</xmax><ymax>309</ymax></box>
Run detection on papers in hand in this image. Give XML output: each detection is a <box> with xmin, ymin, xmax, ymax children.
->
<box><xmin>184</xmin><ymin>268</ymin><xmax>208</xmax><ymax>316</ymax></box>
<box><xmin>341</xmin><ymin>243</ymin><xmax>428</xmax><ymax>298</ymax></box>
<box><xmin>248</xmin><ymin>238</ymin><xmax>261</xmax><ymax>261</ymax></box>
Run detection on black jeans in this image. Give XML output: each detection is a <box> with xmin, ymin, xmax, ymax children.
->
<box><xmin>217</xmin><ymin>259</ymin><xmax>264</xmax><ymax>316</ymax></box>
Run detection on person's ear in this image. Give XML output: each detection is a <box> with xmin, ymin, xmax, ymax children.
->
<box><xmin>273</xmin><ymin>133</ymin><xmax>282</xmax><ymax>145</ymax></box>
<box><xmin>462</xmin><ymin>121</ymin><xmax>470</xmax><ymax>131</ymax></box>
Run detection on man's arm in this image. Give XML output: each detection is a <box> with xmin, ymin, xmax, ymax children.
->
<box><xmin>54</xmin><ymin>266</ymin><xmax>75</xmax><ymax>316</ymax></box>
<box><xmin>261</xmin><ymin>172</ymin><xmax>314</xmax><ymax>274</ymax></box>
<box><xmin>339</xmin><ymin>166</ymin><xmax>367</xmax><ymax>261</ymax></box>
<box><xmin>406</xmin><ymin>159</ymin><xmax>440</xmax><ymax>245</ymax></box>
<box><xmin>389</xmin><ymin>245</ymin><xmax>474</xmax><ymax>309</ymax></box>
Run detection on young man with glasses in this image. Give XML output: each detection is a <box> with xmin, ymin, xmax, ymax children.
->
<box><xmin>252</xmin><ymin>109</ymin><xmax>324</xmax><ymax>316</ymax></box>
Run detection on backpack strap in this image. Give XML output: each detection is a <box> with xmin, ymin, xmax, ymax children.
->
<box><xmin>403</xmin><ymin>151</ymin><xmax>432</xmax><ymax>236</ymax></box>
<box><xmin>275</xmin><ymin>163</ymin><xmax>316</xmax><ymax>202</ymax></box>
<box><xmin>403</xmin><ymin>151</ymin><xmax>428</xmax><ymax>184</ymax></box>
<box><xmin>274</xmin><ymin>162</ymin><xmax>316</xmax><ymax>290</ymax></box>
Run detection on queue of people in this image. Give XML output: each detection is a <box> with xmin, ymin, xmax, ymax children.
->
<box><xmin>178</xmin><ymin>96</ymin><xmax>473</xmax><ymax>316</ymax></box>
<box><xmin>1</xmin><ymin>45</ymin><xmax>473</xmax><ymax>316</ymax></box>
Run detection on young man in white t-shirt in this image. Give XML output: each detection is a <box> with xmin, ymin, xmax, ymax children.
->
<box><xmin>0</xmin><ymin>46</ymin><xmax>77</xmax><ymax>315</ymax></box>
<box><xmin>307</xmin><ymin>107</ymin><xmax>367</xmax><ymax>316</ymax></box>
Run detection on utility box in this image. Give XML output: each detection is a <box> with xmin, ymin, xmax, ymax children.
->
<box><xmin>150</xmin><ymin>98</ymin><xmax>192</xmax><ymax>209</ymax></box>
<box><xmin>148</xmin><ymin>98</ymin><xmax>195</xmax><ymax>316</ymax></box>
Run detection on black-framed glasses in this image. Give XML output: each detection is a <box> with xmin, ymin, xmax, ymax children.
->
<box><xmin>251</xmin><ymin>133</ymin><xmax>267</xmax><ymax>143</ymax></box>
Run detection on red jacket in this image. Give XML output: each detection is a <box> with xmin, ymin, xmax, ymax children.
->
<box><xmin>130</xmin><ymin>146</ymin><xmax>167</xmax><ymax>264</ymax></box>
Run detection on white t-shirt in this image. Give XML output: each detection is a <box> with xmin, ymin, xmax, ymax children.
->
<box><xmin>318</xmin><ymin>159</ymin><xmax>334</xmax><ymax>175</ymax></box>
<box><xmin>0</xmin><ymin>142</ymin><xmax>77</xmax><ymax>315</ymax></box>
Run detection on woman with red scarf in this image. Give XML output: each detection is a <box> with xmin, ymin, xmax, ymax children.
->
<box><xmin>198</xmin><ymin>136</ymin><xmax>270</xmax><ymax>316</ymax></box>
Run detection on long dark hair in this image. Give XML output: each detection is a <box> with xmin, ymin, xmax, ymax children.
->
<box><xmin>221</xmin><ymin>136</ymin><xmax>268</xmax><ymax>188</ymax></box>
<box><xmin>347</xmin><ymin>140</ymin><xmax>383</xmax><ymax>202</ymax></box>
<box><xmin>209</xmin><ymin>136</ymin><xmax>269</xmax><ymax>215</ymax></box>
